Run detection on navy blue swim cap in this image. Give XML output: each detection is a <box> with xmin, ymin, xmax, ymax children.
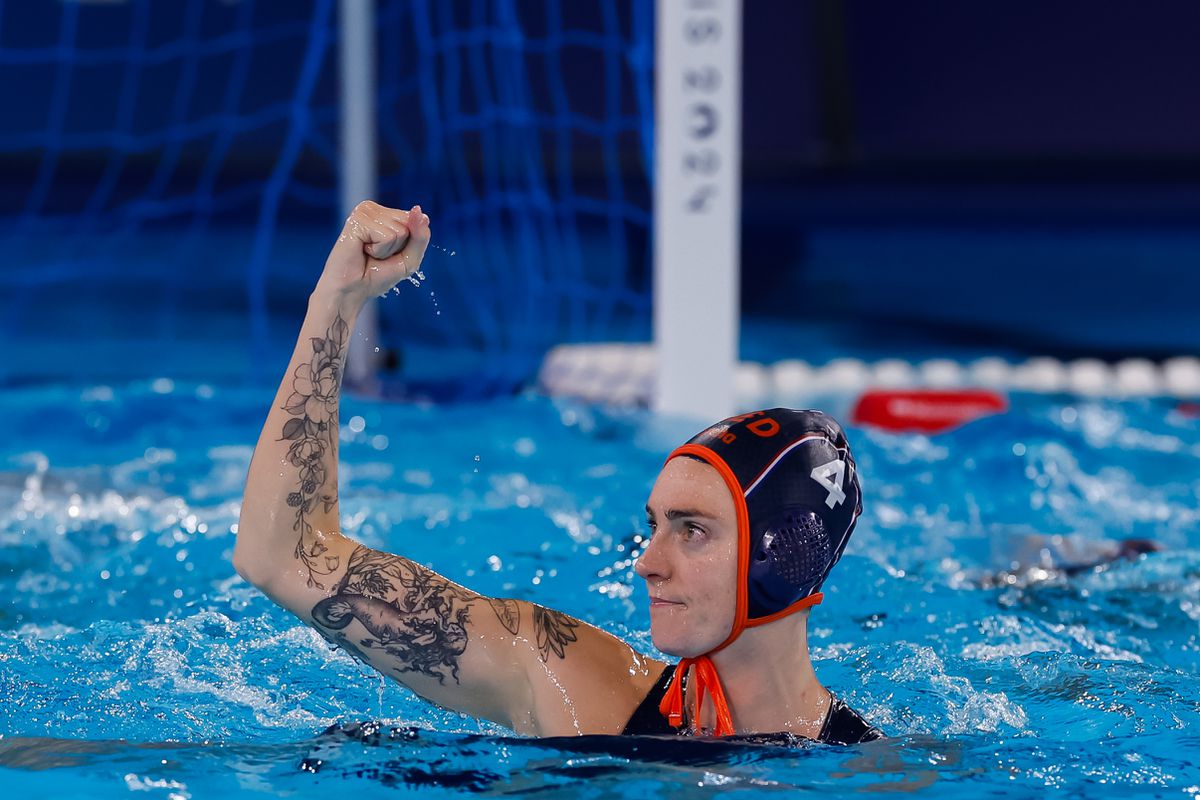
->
<box><xmin>668</xmin><ymin>408</ymin><xmax>863</xmax><ymax>632</ymax></box>
<box><xmin>656</xmin><ymin>409</ymin><xmax>864</xmax><ymax>736</ymax></box>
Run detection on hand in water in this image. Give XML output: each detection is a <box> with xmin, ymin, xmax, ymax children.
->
<box><xmin>315</xmin><ymin>200</ymin><xmax>432</xmax><ymax>308</ymax></box>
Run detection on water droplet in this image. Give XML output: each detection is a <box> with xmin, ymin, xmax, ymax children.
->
<box><xmin>373</xmin><ymin>346</ymin><xmax>380</xmax><ymax>353</ymax></box>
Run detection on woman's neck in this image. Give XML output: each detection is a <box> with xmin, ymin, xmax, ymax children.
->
<box><xmin>692</xmin><ymin>615</ymin><xmax>829</xmax><ymax>736</ymax></box>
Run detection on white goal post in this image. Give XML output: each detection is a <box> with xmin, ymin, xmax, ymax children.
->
<box><xmin>654</xmin><ymin>0</ymin><xmax>742</xmax><ymax>420</ymax></box>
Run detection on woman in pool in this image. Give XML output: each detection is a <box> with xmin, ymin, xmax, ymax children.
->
<box><xmin>234</xmin><ymin>201</ymin><xmax>882</xmax><ymax>744</ymax></box>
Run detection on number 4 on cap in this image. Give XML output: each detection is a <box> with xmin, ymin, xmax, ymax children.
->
<box><xmin>811</xmin><ymin>459</ymin><xmax>847</xmax><ymax>509</ymax></box>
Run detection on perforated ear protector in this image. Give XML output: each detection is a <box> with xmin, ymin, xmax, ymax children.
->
<box><xmin>747</xmin><ymin>506</ymin><xmax>832</xmax><ymax>619</ymax></box>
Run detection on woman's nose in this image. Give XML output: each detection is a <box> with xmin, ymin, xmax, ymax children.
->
<box><xmin>634</xmin><ymin>531</ymin><xmax>668</xmax><ymax>581</ymax></box>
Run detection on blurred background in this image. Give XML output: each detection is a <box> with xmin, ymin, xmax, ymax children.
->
<box><xmin>1</xmin><ymin>0</ymin><xmax>1197</xmax><ymax>396</ymax></box>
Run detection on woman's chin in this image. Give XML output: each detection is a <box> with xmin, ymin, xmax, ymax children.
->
<box><xmin>650</xmin><ymin>629</ymin><xmax>708</xmax><ymax>659</ymax></box>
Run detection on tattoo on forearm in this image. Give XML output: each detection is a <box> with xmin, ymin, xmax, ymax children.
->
<box><xmin>312</xmin><ymin>546</ymin><xmax>475</xmax><ymax>684</ymax></box>
<box><xmin>533</xmin><ymin>606</ymin><xmax>579</xmax><ymax>662</ymax></box>
<box><xmin>281</xmin><ymin>314</ymin><xmax>349</xmax><ymax>589</ymax></box>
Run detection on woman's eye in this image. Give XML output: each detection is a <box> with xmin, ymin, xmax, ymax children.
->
<box><xmin>683</xmin><ymin>524</ymin><xmax>704</xmax><ymax>540</ymax></box>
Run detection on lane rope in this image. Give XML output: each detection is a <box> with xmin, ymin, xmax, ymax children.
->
<box><xmin>538</xmin><ymin>344</ymin><xmax>1200</xmax><ymax>407</ymax></box>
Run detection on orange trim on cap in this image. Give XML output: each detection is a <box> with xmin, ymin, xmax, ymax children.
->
<box><xmin>744</xmin><ymin>592</ymin><xmax>824</xmax><ymax>628</ymax></box>
<box><xmin>666</xmin><ymin>443</ymin><xmax>751</xmax><ymax>652</ymax></box>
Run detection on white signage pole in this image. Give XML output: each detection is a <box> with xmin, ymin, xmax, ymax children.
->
<box><xmin>654</xmin><ymin>0</ymin><xmax>742</xmax><ymax>420</ymax></box>
<box><xmin>340</xmin><ymin>0</ymin><xmax>379</xmax><ymax>391</ymax></box>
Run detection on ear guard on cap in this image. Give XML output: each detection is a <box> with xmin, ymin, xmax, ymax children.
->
<box><xmin>747</xmin><ymin>506</ymin><xmax>832</xmax><ymax>619</ymax></box>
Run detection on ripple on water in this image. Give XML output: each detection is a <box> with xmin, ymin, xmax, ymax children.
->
<box><xmin>0</xmin><ymin>390</ymin><xmax>1198</xmax><ymax>796</ymax></box>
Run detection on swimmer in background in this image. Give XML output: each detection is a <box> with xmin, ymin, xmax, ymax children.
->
<box><xmin>982</xmin><ymin>532</ymin><xmax>1161</xmax><ymax>588</ymax></box>
<box><xmin>1010</xmin><ymin>534</ymin><xmax>1160</xmax><ymax>576</ymax></box>
<box><xmin>234</xmin><ymin>201</ymin><xmax>881</xmax><ymax>744</ymax></box>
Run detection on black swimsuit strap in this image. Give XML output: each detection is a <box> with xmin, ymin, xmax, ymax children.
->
<box><xmin>621</xmin><ymin>663</ymin><xmax>678</xmax><ymax>736</ymax></box>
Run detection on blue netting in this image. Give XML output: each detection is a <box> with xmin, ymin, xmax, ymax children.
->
<box><xmin>0</xmin><ymin>0</ymin><xmax>653</xmax><ymax>392</ymax></box>
<box><xmin>373</xmin><ymin>0</ymin><xmax>654</xmax><ymax>396</ymax></box>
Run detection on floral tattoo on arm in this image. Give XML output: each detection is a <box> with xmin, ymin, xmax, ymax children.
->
<box><xmin>533</xmin><ymin>606</ymin><xmax>580</xmax><ymax>662</ymax></box>
<box><xmin>466</xmin><ymin>599</ymin><xmax>580</xmax><ymax>662</ymax></box>
<box><xmin>311</xmin><ymin>556</ymin><xmax>583</xmax><ymax>687</ymax></box>
<box><xmin>282</xmin><ymin>314</ymin><xmax>349</xmax><ymax>589</ymax></box>
<box><xmin>313</xmin><ymin>546</ymin><xmax>475</xmax><ymax>684</ymax></box>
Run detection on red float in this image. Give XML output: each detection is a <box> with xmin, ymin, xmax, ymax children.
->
<box><xmin>851</xmin><ymin>389</ymin><xmax>1009</xmax><ymax>434</ymax></box>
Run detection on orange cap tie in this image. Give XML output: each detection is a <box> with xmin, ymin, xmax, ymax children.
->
<box><xmin>657</xmin><ymin>656</ymin><xmax>736</xmax><ymax>737</ymax></box>
<box><xmin>658</xmin><ymin>657</ymin><xmax>690</xmax><ymax>728</ymax></box>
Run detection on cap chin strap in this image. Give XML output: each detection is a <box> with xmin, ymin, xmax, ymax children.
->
<box><xmin>658</xmin><ymin>655</ymin><xmax>735</xmax><ymax>736</ymax></box>
<box><xmin>656</xmin><ymin>594</ymin><xmax>821</xmax><ymax>738</ymax></box>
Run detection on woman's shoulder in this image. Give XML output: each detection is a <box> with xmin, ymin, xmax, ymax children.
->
<box><xmin>817</xmin><ymin>693</ymin><xmax>884</xmax><ymax>745</ymax></box>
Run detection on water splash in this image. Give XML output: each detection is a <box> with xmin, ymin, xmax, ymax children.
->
<box><xmin>2</xmin><ymin>387</ymin><xmax>1199</xmax><ymax>796</ymax></box>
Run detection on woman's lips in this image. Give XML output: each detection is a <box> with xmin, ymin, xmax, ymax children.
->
<box><xmin>650</xmin><ymin>597</ymin><xmax>684</xmax><ymax>608</ymax></box>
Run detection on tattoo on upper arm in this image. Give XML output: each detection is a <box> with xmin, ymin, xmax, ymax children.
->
<box><xmin>488</xmin><ymin>598</ymin><xmax>521</xmax><ymax>635</ymax></box>
<box><xmin>532</xmin><ymin>606</ymin><xmax>580</xmax><ymax>662</ymax></box>
<box><xmin>310</xmin><ymin>545</ymin><xmax>583</xmax><ymax>684</ymax></box>
<box><xmin>483</xmin><ymin>602</ymin><xmax>580</xmax><ymax>662</ymax></box>
<box><xmin>312</xmin><ymin>546</ymin><xmax>476</xmax><ymax>684</ymax></box>
<box><xmin>281</xmin><ymin>314</ymin><xmax>349</xmax><ymax>589</ymax></box>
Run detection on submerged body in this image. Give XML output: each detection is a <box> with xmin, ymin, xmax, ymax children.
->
<box><xmin>233</xmin><ymin>201</ymin><xmax>880</xmax><ymax>743</ymax></box>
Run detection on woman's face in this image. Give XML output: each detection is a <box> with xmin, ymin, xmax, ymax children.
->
<box><xmin>635</xmin><ymin>457</ymin><xmax>739</xmax><ymax>657</ymax></box>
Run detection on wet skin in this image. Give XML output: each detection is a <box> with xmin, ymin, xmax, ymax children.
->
<box><xmin>636</xmin><ymin>457</ymin><xmax>739</xmax><ymax>658</ymax></box>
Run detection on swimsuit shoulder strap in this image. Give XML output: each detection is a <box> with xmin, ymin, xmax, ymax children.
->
<box><xmin>817</xmin><ymin>691</ymin><xmax>885</xmax><ymax>745</ymax></box>
<box><xmin>621</xmin><ymin>663</ymin><xmax>679</xmax><ymax>735</ymax></box>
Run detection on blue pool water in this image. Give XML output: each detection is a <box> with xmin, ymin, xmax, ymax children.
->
<box><xmin>1</xmin><ymin>382</ymin><xmax>1198</xmax><ymax>797</ymax></box>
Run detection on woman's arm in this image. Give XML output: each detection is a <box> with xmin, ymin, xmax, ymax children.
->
<box><xmin>233</xmin><ymin>201</ymin><xmax>425</xmax><ymax>592</ymax></box>
<box><xmin>230</xmin><ymin>201</ymin><xmax>533</xmax><ymax>723</ymax></box>
<box><xmin>232</xmin><ymin>202</ymin><xmax>659</xmax><ymax>733</ymax></box>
